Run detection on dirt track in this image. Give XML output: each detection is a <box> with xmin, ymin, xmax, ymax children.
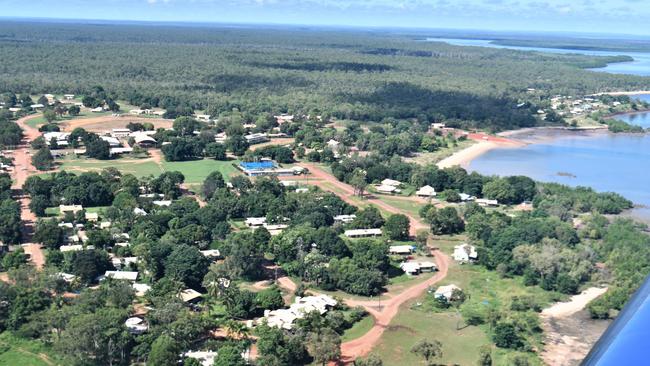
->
<box><xmin>12</xmin><ymin>115</ymin><xmax>45</xmax><ymax>269</ymax></box>
<box><xmin>287</xmin><ymin>163</ymin><xmax>451</xmax><ymax>363</ymax></box>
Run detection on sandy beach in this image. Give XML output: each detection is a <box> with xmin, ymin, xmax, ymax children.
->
<box><xmin>437</xmin><ymin>139</ymin><xmax>526</xmax><ymax>169</ymax></box>
<box><xmin>540</xmin><ymin>287</ymin><xmax>610</xmax><ymax>366</ymax></box>
<box><xmin>542</xmin><ymin>287</ymin><xmax>608</xmax><ymax>318</ymax></box>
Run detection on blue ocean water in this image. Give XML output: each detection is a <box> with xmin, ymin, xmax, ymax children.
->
<box><xmin>469</xmin><ymin>130</ymin><xmax>650</xmax><ymax>220</ymax></box>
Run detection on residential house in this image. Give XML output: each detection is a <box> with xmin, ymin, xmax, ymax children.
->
<box><xmin>434</xmin><ymin>284</ymin><xmax>462</xmax><ymax>301</ymax></box>
<box><xmin>452</xmin><ymin>244</ymin><xmax>478</xmax><ymax>263</ymax></box>
<box><xmin>59</xmin><ymin>204</ymin><xmax>83</xmax><ymax>214</ymax></box>
<box><xmin>263</xmin><ymin>295</ymin><xmax>336</xmax><ymax>330</ymax></box>
<box><xmin>476</xmin><ymin>198</ymin><xmax>498</xmax><ymax>207</ymax></box>
<box><xmin>125</xmin><ymin>317</ymin><xmax>148</xmax><ymax>335</ymax></box>
<box><xmin>85</xmin><ymin>212</ymin><xmax>99</xmax><ymax>222</ymax></box>
<box><xmin>179</xmin><ymin>289</ymin><xmax>203</xmax><ymax>304</ymax></box>
<box><xmin>389</xmin><ymin>245</ymin><xmax>414</xmax><ymax>255</ymax></box>
<box><xmin>102</xmin><ymin>271</ymin><xmax>139</xmax><ymax>282</ymax></box>
<box><xmin>344</xmin><ymin>228</ymin><xmax>382</xmax><ymax>238</ymax></box>
<box><xmin>333</xmin><ymin>214</ymin><xmax>356</xmax><ymax>224</ymax></box>
<box><xmin>244</xmin><ymin>133</ymin><xmax>269</xmax><ymax>145</ymax></box>
<box><xmin>416</xmin><ymin>185</ymin><xmax>437</xmax><ymax>197</ymax></box>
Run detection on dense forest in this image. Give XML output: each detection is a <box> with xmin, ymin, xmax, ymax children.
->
<box><xmin>2</xmin><ymin>22</ymin><xmax>650</xmax><ymax>131</ymax></box>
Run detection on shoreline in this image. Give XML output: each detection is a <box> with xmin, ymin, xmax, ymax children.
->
<box><xmin>540</xmin><ymin>287</ymin><xmax>610</xmax><ymax>366</ymax></box>
<box><xmin>436</xmin><ymin>141</ymin><xmax>509</xmax><ymax>169</ymax></box>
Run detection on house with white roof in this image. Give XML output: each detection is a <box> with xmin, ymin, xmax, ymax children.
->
<box><xmin>434</xmin><ymin>284</ymin><xmax>462</xmax><ymax>301</ymax></box>
<box><xmin>244</xmin><ymin>133</ymin><xmax>269</xmax><ymax>145</ymax></box>
<box><xmin>333</xmin><ymin>214</ymin><xmax>356</xmax><ymax>224</ymax></box>
<box><xmin>400</xmin><ymin>261</ymin><xmax>437</xmax><ymax>275</ymax></box>
<box><xmin>100</xmin><ymin>136</ymin><xmax>122</xmax><ymax>147</ymax></box>
<box><xmin>263</xmin><ymin>295</ymin><xmax>337</xmax><ymax>330</ymax></box>
<box><xmin>179</xmin><ymin>289</ymin><xmax>203</xmax><ymax>303</ymax></box>
<box><xmin>111</xmin><ymin>256</ymin><xmax>138</xmax><ymax>269</ymax></box>
<box><xmin>389</xmin><ymin>245</ymin><xmax>414</xmax><ymax>255</ymax></box>
<box><xmin>452</xmin><ymin>244</ymin><xmax>478</xmax><ymax>263</ymax></box>
<box><xmin>459</xmin><ymin>193</ymin><xmax>476</xmax><ymax>202</ymax></box>
<box><xmin>134</xmin><ymin>207</ymin><xmax>147</xmax><ymax>216</ymax></box>
<box><xmin>381</xmin><ymin>178</ymin><xmax>402</xmax><ymax>187</ymax></box>
<box><xmin>59</xmin><ymin>204</ymin><xmax>83</xmax><ymax>214</ymax></box>
<box><xmin>200</xmin><ymin>249</ymin><xmax>222</xmax><ymax>259</ymax></box>
<box><xmin>85</xmin><ymin>212</ymin><xmax>99</xmax><ymax>222</ymax></box>
<box><xmin>125</xmin><ymin>317</ymin><xmax>148</xmax><ymax>334</ymax></box>
<box><xmin>103</xmin><ymin>271</ymin><xmax>138</xmax><ymax>282</ymax></box>
<box><xmin>375</xmin><ymin>184</ymin><xmax>398</xmax><ymax>194</ymax></box>
<box><xmin>476</xmin><ymin>198</ymin><xmax>499</xmax><ymax>207</ymax></box>
<box><xmin>416</xmin><ymin>185</ymin><xmax>437</xmax><ymax>197</ymax></box>
<box><xmin>245</xmin><ymin>217</ymin><xmax>267</xmax><ymax>227</ymax></box>
<box><xmin>344</xmin><ymin>228</ymin><xmax>382</xmax><ymax>238</ymax></box>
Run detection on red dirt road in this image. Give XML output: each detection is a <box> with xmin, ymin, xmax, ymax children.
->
<box><xmin>290</xmin><ymin>163</ymin><xmax>452</xmax><ymax>363</ymax></box>
<box><xmin>11</xmin><ymin>115</ymin><xmax>46</xmax><ymax>269</ymax></box>
<box><xmin>339</xmin><ymin>250</ymin><xmax>450</xmax><ymax>363</ymax></box>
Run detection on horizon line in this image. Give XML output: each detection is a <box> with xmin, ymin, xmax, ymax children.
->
<box><xmin>1</xmin><ymin>16</ymin><xmax>650</xmax><ymax>40</ymax></box>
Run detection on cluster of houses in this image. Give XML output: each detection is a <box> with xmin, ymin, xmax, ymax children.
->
<box><xmin>1</xmin><ymin>93</ymin><xmax>83</xmax><ymax>114</ymax></box>
<box><xmin>42</xmin><ymin>127</ymin><xmax>158</xmax><ymax>157</ymax></box>
<box><xmin>549</xmin><ymin>95</ymin><xmax>622</xmax><ymax>118</ymax></box>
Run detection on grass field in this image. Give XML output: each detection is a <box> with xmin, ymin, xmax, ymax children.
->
<box><xmin>373</xmin><ymin>309</ymin><xmax>489</xmax><ymax>366</ymax></box>
<box><xmin>378</xmin><ymin>197</ymin><xmax>425</xmax><ymax>219</ymax></box>
<box><xmin>0</xmin><ymin>332</ymin><xmax>62</xmax><ymax>366</ymax></box>
<box><xmin>57</xmin><ymin>155</ymin><xmax>241</xmax><ymax>184</ymax></box>
<box><xmin>161</xmin><ymin>159</ymin><xmax>240</xmax><ymax>183</ymax></box>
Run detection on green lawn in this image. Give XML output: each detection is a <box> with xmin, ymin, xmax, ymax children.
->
<box><xmin>373</xmin><ymin>309</ymin><xmax>489</xmax><ymax>366</ymax></box>
<box><xmin>342</xmin><ymin>315</ymin><xmax>375</xmax><ymax>342</ymax></box>
<box><xmin>0</xmin><ymin>332</ymin><xmax>62</xmax><ymax>366</ymax></box>
<box><xmin>379</xmin><ymin>197</ymin><xmax>424</xmax><ymax>219</ymax></box>
<box><xmin>161</xmin><ymin>159</ymin><xmax>240</xmax><ymax>183</ymax></box>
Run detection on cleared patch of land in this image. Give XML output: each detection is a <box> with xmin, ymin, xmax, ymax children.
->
<box><xmin>59</xmin><ymin>115</ymin><xmax>172</xmax><ymax>132</ymax></box>
<box><xmin>405</xmin><ymin>139</ymin><xmax>476</xmax><ymax>166</ymax></box>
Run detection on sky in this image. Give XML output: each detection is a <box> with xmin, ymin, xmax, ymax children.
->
<box><xmin>2</xmin><ymin>0</ymin><xmax>650</xmax><ymax>36</ymax></box>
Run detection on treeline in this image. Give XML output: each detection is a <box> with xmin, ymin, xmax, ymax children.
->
<box><xmin>587</xmin><ymin>218</ymin><xmax>650</xmax><ymax>319</ymax></box>
<box><xmin>0</xmin><ymin>110</ymin><xmax>22</xmax><ymax>148</ymax></box>
<box><xmin>0</xmin><ymin>172</ymin><xmax>20</xmax><ymax>245</ymax></box>
<box><xmin>2</xmin><ymin>22</ymin><xmax>650</xmax><ymax>132</ymax></box>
